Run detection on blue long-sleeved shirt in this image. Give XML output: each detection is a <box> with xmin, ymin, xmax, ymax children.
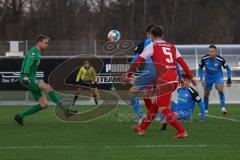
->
<box><xmin>198</xmin><ymin>55</ymin><xmax>231</xmax><ymax>81</ymax></box>
<box><xmin>177</xmin><ymin>87</ymin><xmax>205</xmax><ymax>121</ymax></box>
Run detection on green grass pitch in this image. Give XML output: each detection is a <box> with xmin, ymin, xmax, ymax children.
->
<box><xmin>0</xmin><ymin>104</ymin><xmax>240</xmax><ymax>160</ymax></box>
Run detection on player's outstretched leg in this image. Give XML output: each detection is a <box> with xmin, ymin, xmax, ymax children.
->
<box><xmin>161</xmin><ymin>108</ymin><xmax>187</xmax><ymax>139</ymax></box>
<box><xmin>49</xmin><ymin>90</ymin><xmax>77</xmax><ymax>117</ymax></box>
<box><xmin>133</xmin><ymin>103</ymin><xmax>158</xmax><ymax>135</ymax></box>
<box><xmin>39</xmin><ymin>81</ymin><xmax>77</xmax><ymax>117</ymax></box>
<box><xmin>15</xmin><ymin>104</ymin><xmax>43</xmax><ymax>125</ymax></box>
<box><xmin>15</xmin><ymin>95</ymin><xmax>48</xmax><ymax>125</ymax></box>
<box><xmin>160</xmin><ymin>101</ymin><xmax>177</xmax><ymax>131</ymax></box>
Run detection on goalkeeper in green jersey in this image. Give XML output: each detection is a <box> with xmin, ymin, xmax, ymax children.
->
<box><xmin>14</xmin><ymin>35</ymin><xmax>75</xmax><ymax>125</ymax></box>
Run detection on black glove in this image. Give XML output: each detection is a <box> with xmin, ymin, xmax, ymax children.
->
<box><xmin>227</xmin><ymin>79</ymin><xmax>232</xmax><ymax>85</ymax></box>
<box><xmin>21</xmin><ymin>75</ymin><xmax>30</xmax><ymax>87</ymax></box>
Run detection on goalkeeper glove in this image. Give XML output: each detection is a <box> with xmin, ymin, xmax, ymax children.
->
<box><xmin>21</xmin><ymin>75</ymin><xmax>30</xmax><ymax>87</ymax></box>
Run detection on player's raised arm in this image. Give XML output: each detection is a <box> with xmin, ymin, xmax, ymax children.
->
<box><xmin>175</xmin><ymin>48</ymin><xmax>197</xmax><ymax>86</ymax></box>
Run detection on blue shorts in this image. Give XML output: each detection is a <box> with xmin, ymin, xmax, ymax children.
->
<box><xmin>134</xmin><ymin>71</ymin><xmax>156</xmax><ymax>90</ymax></box>
<box><xmin>205</xmin><ymin>77</ymin><xmax>224</xmax><ymax>91</ymax></box>
<box><xmin>171</xmin><ymin>102</ymin><xmax>192</xmax><ymax>121</ymax></box>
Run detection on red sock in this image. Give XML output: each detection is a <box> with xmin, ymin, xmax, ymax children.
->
<box><xmin>140</xmin><ymin>103</ymin><xmax>158</xmax><ymax>130</ymax></box>
<box><xmin>161</xmin><ymin>108</ymin><xmax>185</xmax><ymax>133</ymax></box>
<box><xmin>143</xmin><ymin>98</ymin><xmax>152</xmax><ymax>110</ymax></box>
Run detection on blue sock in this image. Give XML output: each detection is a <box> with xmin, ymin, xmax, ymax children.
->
<box><xmin>130</xmin><ymin>96</ymin><xmax>142</xmax><ymax>119</ymax></box>
<box><xmin>218</xmin><ymin>92</ymin><xmax>225</xmax><ymax>109</ymax></box>
<box><xmin>204</xmin><ymin>97</ymin><xmax>209</xmax><ymax>111</ymax></box>
<box><xmin>159</xmin><ymin>113</ymin><xmax>164</xmax><ymax>121</ymax></box>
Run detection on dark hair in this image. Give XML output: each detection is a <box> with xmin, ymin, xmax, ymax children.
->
<box><xmin>150</xmin><ymin>25</ymin><xmax>163</xmax><ymax>37</ymax></box>
<box><xmin>146</xmin><ymin>24</ymin><xmax>157</xmax><ymax>33</ymax></box>
<box><xmin>36</xmin><ymin>34</ymin><xmax>49</xmax><ymax>43</ymax></box>
<box><xmin>182</xmin><ymin>73</ymin><xmax>190</xmax><ymax>79</ymax></box>
<box><xmin>209</xmin><ymin>44</ymin><xmax>217</xmax><ymax>50</ymax></box>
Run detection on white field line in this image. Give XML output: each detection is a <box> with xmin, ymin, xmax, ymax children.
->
<box><xmin>0</xmin><ymin>146</ymin><xmax>76</xmax><ymax>149</ymax></box>
<box><xmin>206</xmin><ymin>114</ymin><xmax>240</xmax><ymax>124</ymax></box>
<box><xmin>0</xmin><ymin>144</ymin><xmax>239</xmax><ymax>150</ymax></box>
<box><xmin>124</xmin><ymin>144</ymin><xmax>240</xmax><ymax>148</ymax></box>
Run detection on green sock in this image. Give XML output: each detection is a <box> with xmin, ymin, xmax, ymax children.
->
<box><xmin>19</xmin><ymin>104</ymin><xmax>42</xmax><ymax>119</ymax></box>
<box><xmin>49</xmin><ymin>91</ymin><xmax>67</xmax><ymax>112</ymax></box>
<box><xmin>49</xmin><ymin>91</ymin><xmax>61</xmax><ymax>104</ymax></box>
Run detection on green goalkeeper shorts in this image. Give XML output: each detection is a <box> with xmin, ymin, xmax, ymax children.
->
<box><xmin>21</xmin><ymin>79</ymin><xmax>44</xmax><ymax>101</ymax></box>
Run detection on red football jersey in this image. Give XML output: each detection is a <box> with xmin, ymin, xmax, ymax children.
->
<box><xmin>140</xmin><ymin>40</ymin><xmax>181</xmax><ymax>83</ymax></box>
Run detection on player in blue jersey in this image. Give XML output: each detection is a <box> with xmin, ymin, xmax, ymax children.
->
<box><xmin>129</xmin><ymin>24</ymin><xmax>157</xmax><ymax>122</ymax></box>
<box><xmin>198</xmin><ymin>45</ymin><xmax>232</xmax><ymax>115</ymax></box>
<box><xmin>161</xmin><ymin>73</ymin><xmax>205</xmax><ymax>130</ymax></box>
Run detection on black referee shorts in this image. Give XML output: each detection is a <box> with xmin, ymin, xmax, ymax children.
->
<box><xmin>77</xmin><ymin>79</ymin><xmax>97</xmax><ymax>89</ymax></box>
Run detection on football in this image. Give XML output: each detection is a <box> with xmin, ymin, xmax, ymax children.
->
<box><xmin>107</xmin><ymin>30</ymin><xmax>121</xmax><ymax>41</ymax></box>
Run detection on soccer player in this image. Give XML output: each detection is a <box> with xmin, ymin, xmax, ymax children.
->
<box><xmin>15</xmin><ymin>35</ymin><xmax>75</xmax><ymax>125</ymax></box>
<box><xmin>198</xmin><ymin>45</ymin><xmax>232</xmax><ymax>115</ymax></box>
<box><xmin>129</xmin><ymin>24</ymin><xmax>182</xmax><ymax>123</ymax></box>
<box><xmin>161</xmin><ymin>74</ymin><xmax>205</xmax><ymax>130</ymax></box>
<box><xmin>72</xmin><ymin>60</ymin><xmax>98</xmax><ymax>105</ymax></box>
<box><xmin>124</xmin><ymin>25</ymin><xmax>197</xmax><ymax>139</ymax></box>
<box><xmin>128</xmin><ymin>24</ymin><xmax>157</xmax><ymax>122</ymax></box>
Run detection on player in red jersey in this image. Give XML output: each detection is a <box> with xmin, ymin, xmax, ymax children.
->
<box><xmin>124</xmin><ymin>25</ymin><xmax>197</xmax><ymax>139</ymax></box>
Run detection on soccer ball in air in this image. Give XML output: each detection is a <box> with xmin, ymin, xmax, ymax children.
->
<box><xmin>108</xmin><ymin>30</ymin><xmax>121</xmax><ymax>41</ymax></box>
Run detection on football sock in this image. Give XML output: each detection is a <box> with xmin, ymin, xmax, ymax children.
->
<box><xmin>161</xmin><ymin>108</ymin><xmax>185</xmax><ymax>133</ymax></box>
<box><xmin>143</xmin><ymin>98</ymin><xmax>152</xmax><ymax>110</ymax></box>
<box><xmin>92</xmin><ymin>92</ymin><xmax>98</xmax><ymax>105</ymax></box>
<box><xmin>94</xmin><ymin>98</ymin><xmax>98</xmax><ymax>105</ymax></box>
<box><xmin>130</xmin><ymin>96</ymin><xmax>142</xmax><ymax>120</ymax></box>
<box><xmin>19</xmin><ymin>104</ymin><xmax>42</xmax><ymax>119</ymax></box>
<box><xmin>159</xmin><ymin>113</ymin><xmax>164</xmax><ymax>121</ymax></box>
<box><xmin>73</xmin><ymin>94</ymin><xmax>79</xmax><ymax>105</ymax></box>
<box><xmin>218</xmin><ymin>92</ymin><xmax>225</xmax><ymax>109</ymax></box>
<box><xmin>49</xmin><ymin>91</ymin><xmax>67</xmax><ymax>112</ymax></box>
<box><xmin>204</xmin><ymin>97</ymin><xmax>209</xmax><ymax>111</ymax></box>
<box><xmin>140</xmin><ymin>103</ymin><xmax>158</xmax><ymax>130</ymax></box>
<box><xmin>49</xmin><ymin>91</ymin><xmax>61</xmax><ymax>104</ymax></box>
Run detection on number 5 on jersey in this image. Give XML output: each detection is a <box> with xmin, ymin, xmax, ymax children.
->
<box><xmin>162</xmin><ymin>47</ymin><xmax>174</xmax><ymax>63</ymax></box>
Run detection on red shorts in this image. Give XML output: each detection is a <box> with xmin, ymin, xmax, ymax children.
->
<box><xmin>155</xmin><ymin>82</ymin><xmax>178</xmax><ymax>107</ymax></box>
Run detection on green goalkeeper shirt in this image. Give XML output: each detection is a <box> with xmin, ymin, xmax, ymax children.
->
<box><xmin>20</xmin><ymin>46</ymin><xmax>41</xmax><ymax>81</ymax></box>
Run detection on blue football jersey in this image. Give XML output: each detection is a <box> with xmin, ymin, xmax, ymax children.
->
<box><xmin>199</xmin><ymin>55</ymin><xmax>228</xmax><ymax>79</ymax></box>
<box><xmin>177</xmin><ymin>87</ymin><xmax>202</xmax><ymax>112</ymax></box>
<box><xmin>131</xmin><ymin>38</ymin><xmax>156</xmax><ymax>75</ymax></box>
